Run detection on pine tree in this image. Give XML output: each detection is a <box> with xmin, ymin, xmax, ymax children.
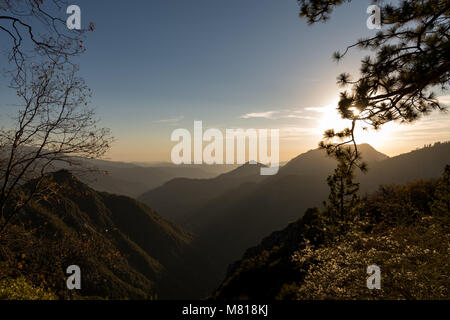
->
<box><xmin>431</xmin><ymin>165</ymin><xmax>450</xmax><ymax>218</ymax></box>
<box><xmin>298</xmin><ymin>0</ymin><xmax>449</xmax><ymax>224</ymax></box>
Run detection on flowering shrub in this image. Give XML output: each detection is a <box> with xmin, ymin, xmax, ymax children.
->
<box><xmin>0</xmin><ymin>277</ymin><xmax>56</xmax><ymax>300</ymax></box>
<box><xmin>291</xmin><ymin>216</ymin><xmax>449</xmax><ymax>299</ymax></box>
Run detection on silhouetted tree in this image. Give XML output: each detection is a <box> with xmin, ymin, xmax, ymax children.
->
<box><xmin>0</xmin><ymin>58</ymin><xmax>112</xmax><ymax>235</ymax></box>
<box><xmin>431</xmin><ymin>165</ymin><xmax>450</xmax><ymax>218</ymax></box>
<box><xmin>326</xmin><ymin>146</ymin><xmax>366</xmax><ymax>223</ymax></box>
<box><xmin>0</xmin><ymin>0</ymin><xmax>93</xmax><ymax>74</ymax></box>
<box><xmin>0</xmin><ymin>2</ymin><xmax>109</xmax><ymax>235</ymax></box>
<box><xmin>299</xmin><ymin>0</ymin><xmax>449</xmax><ymax>217</ymax></box>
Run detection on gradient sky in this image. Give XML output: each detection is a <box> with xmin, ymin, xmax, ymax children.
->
<box><xmin>1</xmin><ymin>0</ymin><xmax>449</xmax><ymax>162</ymax></box>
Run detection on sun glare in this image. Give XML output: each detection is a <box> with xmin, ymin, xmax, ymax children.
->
<box><xmin>317</xmin><ymin>100</ymin><xmax>348</xmax><ymax>134</ymax></box>
<box><xmin>317</xmin><ymin>100</ymin><xmax>395</xmax><ymax>150</ymax></box>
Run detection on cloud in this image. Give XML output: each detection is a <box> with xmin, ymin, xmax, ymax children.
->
<box><xmin>438</xmin><ymin>95</ymin><xmax>450</xmax><ymax>107</ymax></box>
<box><xmin>279</xmin><ymin>126</ymin><xmax>319</xmax><ymax>140</ymax></box>
<box><xmin>241</xmin><ymin>111</ymin><xmax>278</xmax><ymax>119</ymax></box>
<box><xmin>286</xmin><ymin>114</ymin><xmax>316</xmax><ymax>120</ymax></box>
<box><xmin>304</xmin><ymin>106</ymin><xmax>330</xmax><ymax>113</ymax></box>
<box><xmin>369</xmin><ymin>111</ymin><xmax>450</xmax><ymax>146</ymax></box>
<box><xmin>153</xmin><ymin>116</ymin><xmax>184</xmax><ymax>124</ymax></box>
<box><xmin>240</xmin><ymin>108</ymin><xmax>316</xmax><ymax>120</ymax></box>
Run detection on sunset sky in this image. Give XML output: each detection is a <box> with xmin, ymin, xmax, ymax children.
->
<box><xmin>1</xmin><ymin>0</ymin><xmax>449</xmax><ymax>162</ymax></box>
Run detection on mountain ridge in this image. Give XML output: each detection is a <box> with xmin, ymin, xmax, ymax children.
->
<box><xmin>3</xmin><ymin>170</ymin><xmax>216</xmax><ymax>299</ymax></box>
<box><xmin>166</xmin><ymin>142</ymin><xmax>449</xmax><ymax>290</ymax></box>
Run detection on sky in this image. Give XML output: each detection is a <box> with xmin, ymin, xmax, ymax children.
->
<box><xmin>1</xmin><ymin>0</ymin><xmax>449</xmax><ymax>163</ymax></box>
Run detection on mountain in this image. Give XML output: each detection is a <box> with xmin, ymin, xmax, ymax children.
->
<box><xmin>1</xmin><ymin>147</ymin><xmax>234</xmax><ymax>199</ymax></box>
<box><xmin>279</xmin><ymin>143</ymin><xmax>389</xmax><ymax>179</ymax></box>
<box><xmin>154</xmin><ymin>143</ymin><xmax>448</xmax><ymax>288</ymax></box>
<box><xmin>212</xmin><ymin>218</ymin><xmax>307</xmax><ymax>300</ymax></box>
<box><xmin>189</xmin><ymin>174</ymin><xmax>326</xmax><ymax>280</ymax></box>
<box><xmin>133</xmin><ymin>144</ymin><xmax>390</xmax><ymax>283</ymax></box>
<box><xmin>139</xmin><ymin>144</ymin><xmax>387</xmax><ymax>226</ymax></box>
<box><xmin>138</xmin><ymin>163</ymin><xmax>268</xmax><ymax>224</ymax></box>
<box><xmin>2</xmin><ymin>143</ymin><xmax>448</xmax><ymax>299</ymax></box>
<box><xmin>72</xmin><ymin>159</ymin><xmax>236</xmax><ymax>198</ymax></box>
<box><xmin>360</xmin><ymin>142</ymin><xmax>450</xmax><ymax>191</ymax></box>
<box><xmin>212</xmin><ymin>166</ymin><xmax>450</xmax><ymax>299</ymax></box>
<box><xmin>3</xmin><ymin>170</ymin><xmax>216</xmax><ymax>299</ymax></box>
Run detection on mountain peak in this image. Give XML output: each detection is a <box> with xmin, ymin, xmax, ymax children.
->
<box><xmin>51</xmin><ymin>169</ymin><xmax>76</xmax><ymax>181</ymax></box>
<box><xmin>215</xmin><ymin>162</ymin><xmax>265</xmax><ymax>179</ymax></box>
<box><xmin>279</xmin><ymin>143</ymin><xmax>388</xmax><ymax>177</ymax></box>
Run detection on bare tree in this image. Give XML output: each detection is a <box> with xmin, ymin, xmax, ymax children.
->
<box><xmin>0</xmin><ymin>0</ymin><xmax>92</xmax><ymax>74</ymax></box>
<box><xmin>0</xmin><ymin>59</ymin><xmax>112</xmax><ymax>235</ymax></box>
<box><xmin>0</xmin><ymin>1</ymin><xmax>111</xmax><ymax>236</ymax></box>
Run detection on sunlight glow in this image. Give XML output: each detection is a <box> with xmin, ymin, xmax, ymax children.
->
<box><xmin>317</xmin><ymin>100</ymin><xmax>395</xmax><ymax>149</ymax></box>
<box><xmin>349</xmin><ymin>107</ymin><xmax>360</xmax><ymax>116</ymax></box>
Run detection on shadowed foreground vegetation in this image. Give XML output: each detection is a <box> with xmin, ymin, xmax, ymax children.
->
<box><xmin>0</xmin><ymin>170</ymin><xmax>216</xmax><ymax>300</ymax></box>
<box><xmin>213</xmin><ymin>165</ymin><xmax>449</xmax><ymax>300</ymax></box>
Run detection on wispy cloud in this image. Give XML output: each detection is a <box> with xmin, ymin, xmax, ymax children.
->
<box><xmin>241</xmin><ymin>111</ymin><xmax>279</xmax><ymax>119</ymax></box>
<box><xmin>279</xmin><ymin>126</ymin><xmax>318</xmax><ymax>140</ymax></box>
<box><xmin>240</xmin><ymin>108</ymin><xmax>316</xmax><ymax>120</ymax></box>
<box><xmin>153</xmin><ymin>116</ymin><xmax>184</xmax><ymax>124</ymax></box>
<box><xmin>286</xmin><ymin>114</ymin><xmax>316</xmax><ymax>120</ymax></box>
<box><xmin>304</xmin><ymin>106</ymin><xmax>330</xmax><ymax>113</ymax></box>
<box><xmin>438</xmin><ymin>95</ymin><xmax>450</xmax><ymax>106</ymax></box>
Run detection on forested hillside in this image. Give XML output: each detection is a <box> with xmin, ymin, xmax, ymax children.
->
<box><xmin>0</xmin><ymin>171</ymin><xmax>216</xmax><ymax>299</ymax></box>
<box><xmin>213</xmin><ymin>166</ymin><xmax>449</xmax><ymax>300</ymax></box>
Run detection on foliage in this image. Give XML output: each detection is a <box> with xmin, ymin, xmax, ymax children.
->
<box><xmin>0</xmin><ymin>58</ymin><xmax>112</xmax><ymax>235</ymax></box>
<box><xmin>292</xmin><ymin>217</ymin><xmax>449</xmax><ymax>299</ymax></box>
<box><xmin>299</xmin><ymin>0</ymin><xmax>449</xmax><ymax>130</ymax></box>
<box><xmin>0</xmin><ymin>276</ymin><xmax>56</xmax><ymax>300</ymax></box>
<box><xmin>0</xmin><ymin>3</ymin><xmax>112</xmax><ymax>235</ymax></box>
<box><xmin>431</xmin><ymin>165</ymin><xmax>450</xmax><ymax>218</ymax></box>
<box><xmin>324</xmin><ymin>145</ymin><xmax>365</xmax><ymax>226</ymax></box>
<box><xmin>0</xmin><ymin>0</ymin><xmax>92</xmax><ymax>73</ymax></box>
<box><xmin>290</xmin><ymin>166</ymin><xmax>450</xmax><ymax>300</ymax></box>
<box><xmin>0</xmin><ymin>171</ymin><xmax>213</xmax><ymax>299</ymax></box>
<box><xmin>299</xmin><ymin>0</ymin><xmax>449</xmax><ymax>222</ymax></box>
<box><xmin>214</xmin><ymin>166</ymin><xmax>450</xmax><ymax>300</ymax></box>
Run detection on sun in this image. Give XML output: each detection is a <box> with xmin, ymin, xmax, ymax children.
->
<box><xmin>317</xmin><ymin>100</ymin><xmax>395</xmax><ymax>149</ymax></box>
<box><xmin>317</xmin><ymin>100</ymin><xmax>349</xmax><ymax>134</ymax></box>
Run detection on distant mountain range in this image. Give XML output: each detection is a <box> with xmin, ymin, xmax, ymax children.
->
<box><xmin>138</xmin><ymin>162</ymin><xmax>267</xmax><ymax>224</ymax></box>
<box><xmin>72</xmin><ymin>159</ymin><xmax>238</xmax><ymax>198</ymax></box>
<box><xmin>10</xmin><ymin>142</ymin><xmax>448</xmax><ymax>299</ymax></box>
<box><xmin>139</xmin><ymin>144</ymin><xmax>388</xmax><ymax>225</ymax></box>
<box><xmin>359</xmin><ymin>142</ymin><xmax>450</xmax><ymax>191</ymax></box>
<box><xmin>212</xmin><ymin>162</ymin><xmax>450</xmax><ymax>300</ymax></box>
<box><xmin>138</xmin><ymin>142</ymin><xmax>450</xmax><ymax>284</ymax></box>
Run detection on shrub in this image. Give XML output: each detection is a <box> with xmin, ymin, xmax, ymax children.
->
<box><xmin>0</xmin><ymin>277</ymin><xmax>57</xmax><ymax>300</ymax></box>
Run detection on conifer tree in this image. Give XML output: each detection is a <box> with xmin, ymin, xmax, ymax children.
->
<box><xmin>299</xmin><ymin>0</ymin><xmax>449</xmax><ymax>218</ymax></box>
